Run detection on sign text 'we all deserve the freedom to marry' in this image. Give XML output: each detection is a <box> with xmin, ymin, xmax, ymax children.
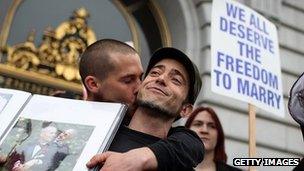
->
<box><xmin>212</xmin><ymin>0</ymin><xmax>284</xmax><ymax>116</ymax></box>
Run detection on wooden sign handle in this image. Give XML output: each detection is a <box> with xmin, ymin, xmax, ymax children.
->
<box><xmin>249</xmin><ymin>103</ymin><xmax>256</xmax><ymax>171</ymax></box>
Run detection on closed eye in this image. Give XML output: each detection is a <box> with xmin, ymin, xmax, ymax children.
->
<box><xmin>172</xmin><ymin>77</ymin><xmax>182</xmax><ymax>86</ymax></box>
<box><xmin>121</xmin><ymin>76</ymin><xmax>135</xmax><ymax>84</ymax></box>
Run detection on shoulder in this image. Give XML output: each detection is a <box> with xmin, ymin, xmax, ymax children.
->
<box><xmin>169</xmin><ymin>126</ymin><xmax>200</xmax><ymax>137</ymax></box>
<box><xmin>168</xmin><ymin>126</ymin><xmax>203</xmax><ymax>145</ymax></box>
<box><xmin>110</xmin><ymin>125</ymin><xmax>161</xmax><ymax>152</ymax></box>
<box><xmin>118</xmin><ymin>125</ymin><xmax>160</xmax><ymax>141</ymax></box>
<box><xmin>169</xmin><ymin>126</ymin><xmax>190</xmax><ymax>133</ymax></box>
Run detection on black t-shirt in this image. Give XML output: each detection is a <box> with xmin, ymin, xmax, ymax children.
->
<box><xmin>109</xmin><ymin>125</ymin><xmax>160</xmax><ymax>152</ymax></box>
<box><xmin>109</xmin><ymin>125</ymin><xmax>202</xmax><ymax>171</ymax></box>
<box><xmin>117</xmin><ymin>113</ymin><xmax>204</xmax><ymax>170</ymax></box>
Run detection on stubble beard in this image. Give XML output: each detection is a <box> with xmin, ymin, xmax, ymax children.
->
<box><xmin>136</xmin><ymin>99</ymin><xmax>180</xmax><ymax>121</ymax></box>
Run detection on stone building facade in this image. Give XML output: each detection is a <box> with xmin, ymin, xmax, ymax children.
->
<box><xmin>155</xmin><ymin>1</ymin><xmax>303</xmax><ymax>170</ymax></box>
<box><xmin>0</xmin><ymin>0</ymin><xmax>303</xmax><ymax>170</ymax></box>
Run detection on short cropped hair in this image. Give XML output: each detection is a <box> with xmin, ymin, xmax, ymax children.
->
<box><xmin>79</xmin><ymin>39</ymin><xmax>137</xmax><ymax>85</ymax></box>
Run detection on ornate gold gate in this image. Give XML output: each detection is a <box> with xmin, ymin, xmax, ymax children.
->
<box><xmin>0</xmin><ymin>8</ymin><xmax>96</xmax><ymax>96</ymax></box>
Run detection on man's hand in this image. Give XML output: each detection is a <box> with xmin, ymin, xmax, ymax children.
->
<box><xmin>86</xmin><ymin>147</ymin><xmax>158</xmax><ymax>171</ymax></box>
<box><xmin>86</xmin><ymin>151</ymin><xmax>113</xmax><ymax>169</ymax></box>
<box><xmin>0</xmin><ymin>154</ymin><xmax>7</xmax><ymax>164</ymax></box>
<box><xmin>12</xmin><ymin>160</ymin><xmax>26</xmax><ymax>171</ymax></box>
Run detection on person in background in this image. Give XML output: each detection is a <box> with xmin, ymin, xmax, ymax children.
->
<box><xmin>185</xmin><ymin>106</ymin><xmax>241</xmax><ymax>171</ymax></box>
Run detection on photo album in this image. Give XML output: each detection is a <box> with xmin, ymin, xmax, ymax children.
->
<box><xmin>0</xmin><ymin>88</ymin><xmax>127</xmax><ymax>171</ymax></box>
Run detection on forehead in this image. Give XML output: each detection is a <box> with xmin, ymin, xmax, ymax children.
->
<box><xmin>154</xmin><ymin>59</ymin><xmax>188</xmax><ymax>77</ymax></box>
<box><xmin>110</xmin><ymin>52</ymin><xmax>143</xmax><ymax>74</ymax></box>
<box><xmin>195</xmin><ymin>111</ymin><xmax>215</xmax><ymax>123</ymax></box>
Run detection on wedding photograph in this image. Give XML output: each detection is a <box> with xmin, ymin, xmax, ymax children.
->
<box><xmin>0</xmin><ymin>117</ymin><xmax>94</xmax><ymax>171</ymax></box>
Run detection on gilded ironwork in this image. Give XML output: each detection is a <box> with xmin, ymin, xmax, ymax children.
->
<box><xmin>3</xmin><ymin>31</ymin><xmax>40</xmax><ymax>71</ymax></box>
<box><xmin>1</xmin><ymin>7</ymin><xmax>96</xmax><ymax>82</ymax></box>
<box><xmin>0</xmin><ymin>64</ymin><xmax>82</xmax><ymax>95</ymax></box>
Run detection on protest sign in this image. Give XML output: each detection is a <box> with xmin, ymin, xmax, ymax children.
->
<box><xmin>211</xmin><ymin>0</ymin><xmax>284</xmax><ymax>117</ymax></box>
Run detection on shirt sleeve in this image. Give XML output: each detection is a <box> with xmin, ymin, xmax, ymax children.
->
<box><xmin>148</xmin><ymin>126</ymin><xmax>204</xmax><ymax>171</ymax></box>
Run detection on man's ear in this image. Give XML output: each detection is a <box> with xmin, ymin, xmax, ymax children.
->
<box><xmin>84</xmin><ymin>76</ymin><xmax>100</xmax><ymax>94</ymax></box>
<box><xmin>180</xmin><ymin>104</ymin><xmax>193</xmax><ymax>118</ymax></box>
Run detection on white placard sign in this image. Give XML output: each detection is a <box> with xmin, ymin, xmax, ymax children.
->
<box><xmin>211</xmin><ymin>0</ymin><xmax>284</xmax><ymax>117</ymax></box>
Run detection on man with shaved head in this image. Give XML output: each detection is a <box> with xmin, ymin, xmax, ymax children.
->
<box><xmin>79</xmin><ymin>39</ymin><xmax>142</xmax><ymax>117</ymax></box>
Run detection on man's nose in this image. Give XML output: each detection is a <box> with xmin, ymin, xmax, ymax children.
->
<box><xmin>155</xmin><ymin>74</ymin><xmax>167</xmax><ymax>86</ymax></box>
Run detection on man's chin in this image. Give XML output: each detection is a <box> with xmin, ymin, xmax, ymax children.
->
<box><xmin>136</xmin><ymin>100</ymin><xmax>178</xmax><ymax>120</ymax></box>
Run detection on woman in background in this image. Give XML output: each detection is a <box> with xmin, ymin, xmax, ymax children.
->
<box><xmin>185</xmin><ymin>106</ymin><xmax>241</xmax><ymax>171</ymax></box>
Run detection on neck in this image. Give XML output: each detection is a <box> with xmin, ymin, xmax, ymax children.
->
<box><xmin>129</xmin><ymin>107</ymin><xmax>174</xmax><ymax>139</ymax></box>
<box><xmin>196</xmin><ymin>150</ymin><xmax>216</xmax><ymax>171</ymax></box>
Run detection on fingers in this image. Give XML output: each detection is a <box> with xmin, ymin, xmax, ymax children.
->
<box><xmin>86</xmin><ymin>152</ymin><xmax>113</xmax><ymax>168</ymax></box>
<box><xmin>0</xmin><ymin>154</ymin><xmax>7</xmax><ymax>163</ymax></box>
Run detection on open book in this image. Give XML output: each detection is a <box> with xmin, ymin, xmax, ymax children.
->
<box><xmin>0</xmin><ymin>88</ymin><xmax>127</xmax><ymax>171</ymax></box>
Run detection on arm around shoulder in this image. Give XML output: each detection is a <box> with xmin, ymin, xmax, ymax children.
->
<box><xmin>148</xmin><ymin>126</ymin><xmax>204</xmax><ymax>171</ymax></box>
